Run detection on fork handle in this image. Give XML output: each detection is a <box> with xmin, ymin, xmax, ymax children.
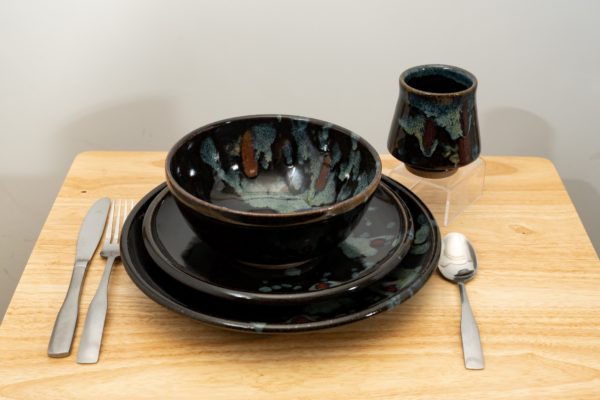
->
<box><xmin>77</xmin><ymin>255</ymin><xmax>116</xmax><ymax>364</ymax></box>
<box><xmin>48</xmin><ymin>261</ymin><xmax>88</xmax><ymax>357</ymax></box>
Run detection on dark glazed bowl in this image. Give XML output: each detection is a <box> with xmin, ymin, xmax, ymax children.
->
<box><xmin>387</xmin><ymin>64</ymin><xmax>481</xmax><ymax>177</ymax></box>
<box><xmin>166</xmin><ymin>115</ymin><xmax>382</xmax><ymax>268</ymax></box>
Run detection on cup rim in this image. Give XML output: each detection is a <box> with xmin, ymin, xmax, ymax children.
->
<box><xmin>399</xmin><ymin>64</ymin><xmax>478</xmax><ymax>97</ymax></box>
<box><xmin>165</xmin><ymin>114</ymin><xmax>383</xmax><ymax>224</ymax></box>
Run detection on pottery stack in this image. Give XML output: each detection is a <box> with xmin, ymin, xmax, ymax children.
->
<box><xmin>120</xmin><ymin>114</ymin><xmax>442</xmax><ymax>333</ymax></box>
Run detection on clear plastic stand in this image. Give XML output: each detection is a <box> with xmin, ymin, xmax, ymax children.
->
<box><xmin>388</xmin><ymin>158</ymin><xmax>485</xmax><ymax>226</ymax></box>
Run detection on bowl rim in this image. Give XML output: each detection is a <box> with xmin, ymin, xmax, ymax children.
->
<box><xmin>165</xmin><ymin>114</ymin><xmax>383</xmax><ymax>224</ymax></box>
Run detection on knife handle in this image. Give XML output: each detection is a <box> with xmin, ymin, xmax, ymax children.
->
<box><xmin>48</xmin><ymin>261</ymin><xmax>87</xmax><ymax>357</ymax></box>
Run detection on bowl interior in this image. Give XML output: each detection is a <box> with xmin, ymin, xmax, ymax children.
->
<box><xmin>169</xmin><ymin>116</ymin><xmax>380</xmax><ymax>214</ymax></box>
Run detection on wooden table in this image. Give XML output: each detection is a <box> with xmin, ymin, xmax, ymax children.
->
<box><xmin>1</xmin><ymin>152</ymin><xmax>599</xmax><ymax>399</ymax></box>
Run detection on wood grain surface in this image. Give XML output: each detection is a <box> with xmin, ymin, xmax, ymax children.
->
<box><xmin>1</xmin><ymin>152</ymin><xmax>599</xmax><ymax>399</ymax></box>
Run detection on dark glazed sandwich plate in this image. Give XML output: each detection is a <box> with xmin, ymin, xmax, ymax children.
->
<box><xmin>142</xmin><ymin>182</ymin><xmax>414</xmax><ymax>305</ymax></box>
<box><xmin>121</xmin><ymin>176</ymin><xmax>441</xmax><ymax>333</ymax></box>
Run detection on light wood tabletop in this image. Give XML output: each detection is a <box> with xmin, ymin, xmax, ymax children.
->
<box><xmin>1</xmin><ymin>152</ymin><xmax>599</xmax><ymax>399</ymax></box>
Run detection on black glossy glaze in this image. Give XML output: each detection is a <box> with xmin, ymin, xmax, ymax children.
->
<box><xmin>166</xmin><ymin>115</ymin><xmax>382</xmax><ymax>267</ymax></box>
<box><xmin>142</xmin><ymin>182</ymin><xmax>414</xmax><ymax>305</ymax></box>
<box><xmin>120</xmin><ymin>176</ymin><xmax>441</xmax><ymax>333</ymax></box>
<box><xmin>387</xmin><ymin>65</ymin><xmax>481</xmax><ymax>177</ymax></box>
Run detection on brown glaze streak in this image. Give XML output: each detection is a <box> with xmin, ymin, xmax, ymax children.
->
<box><xmin>370</xmin><ymin>238</ymin><xmax>386</xmax><ymax>248</ymax></box>
<box><xmin>423</xmin><ymin>118</ymin><xmax>437</xmax><ymax>155</ymax></box>
<box><xmin>272</xmin><ymin>137</ymin><xmax>291</xmax><ymax>166</ymax></box>
<box><xmin>457</xmin><ymin>101</ymin><xmax>471</xmax><ymax>163</ymax></box>
<box><xmin>241</xmin><ymin>129</ymin><xmax>258</xmax><ymax>178</ymax></box>
<box><xmin>315</xmin><ymin>153</ymin><xmax>332</xmax><ymax>191</ymax></box>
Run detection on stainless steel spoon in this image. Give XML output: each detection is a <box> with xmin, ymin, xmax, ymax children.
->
<box><xmin>438</xmin><ymin>232</ymin><xmax>484</xmax><ymax>370</ymax></box>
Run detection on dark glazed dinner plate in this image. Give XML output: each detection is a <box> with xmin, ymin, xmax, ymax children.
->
<box><xmin>142</xmin><ymin>182</ymin><xmax>414</xmax><ymax>305</ymax></box>
<box><xmin>121</xmin><ymin>176</ymin><xmax>441</xmax><ymax>333</ymax></box>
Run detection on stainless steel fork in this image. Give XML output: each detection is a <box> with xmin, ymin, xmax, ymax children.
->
<box><xmin>77</xmin><ymin>199</ymin><xmax>133</xmax><ymax>364</ymax></box>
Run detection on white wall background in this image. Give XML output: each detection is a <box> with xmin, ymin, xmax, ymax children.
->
<box><xmin>1</xmin><ymin>0</ymin><xmax>599</xmax><ymax>319</ymax></box>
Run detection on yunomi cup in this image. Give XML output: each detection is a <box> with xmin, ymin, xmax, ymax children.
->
<box><xmin>166</xmin><ymin>115</ymin><xmax>382</xmax><ymax>268</ymax></box>
<box><xmin>387</xmin><ymin>64</ymin><xmax>481</xmax><ymax>178</ymax></box>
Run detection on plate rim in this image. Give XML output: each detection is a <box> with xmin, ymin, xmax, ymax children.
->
<box><xmin>141</xmin><ymin>181</ymin><xmax>414</xmax><ymax>305</ymax></box>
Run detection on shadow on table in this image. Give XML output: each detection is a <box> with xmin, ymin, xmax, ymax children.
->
<box><xmin>0</xmin><ymin>174</ymin><xmax>64</xmax><ymax>321</ymax></box>
<box><xmin>563</xmin><ymin>178</ymin><xmax>600</xmax><ymax>257</ymax></box>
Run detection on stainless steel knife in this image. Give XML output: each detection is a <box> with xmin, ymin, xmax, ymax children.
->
<box><xmin>48</xmin><ymin>197</ymin><xmax>111</xmax><ymax>358</ymax></box>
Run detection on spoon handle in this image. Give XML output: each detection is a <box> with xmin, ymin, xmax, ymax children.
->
<box><xmin>458</xmin><ymin>282</ymin><xmax>484</xmax><ymax>370</ymax></box>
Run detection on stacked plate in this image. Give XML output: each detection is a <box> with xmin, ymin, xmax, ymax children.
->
<box><xmin>121</xmin><ymin>115</ymin><xmax>441</xmax><ymax>333</ymax></box>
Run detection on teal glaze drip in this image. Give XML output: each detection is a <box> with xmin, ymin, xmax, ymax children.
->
<box><xmin>408</xmin><ymin>94</ymin><xmax>464</xmax><ymax>140</ymax></box>
<box><xmin>305</xmin><ymin>152</ymin><xmax>337</xmax><ymax>207</ymax></box>
<box><xmin>282</xmin><ymin>141</ymin><xmax>293</xmax><ymax>165</ymax></box>
<box><xmin>340</xmin><ymin>235</ymin><xmax>393</xmax><ymax>258</ymax></box>
<box><xmin>307</xmin><ymin>174</ymin><xmax>337</xmax><ymax>206</ymax></box>
<box><xmin>200</xmin><ymin>137</ymin><xmax>242</xmax><ymax>192</ymax></box>
<box><xmin>349</xmin><ymin>131</ymin><xmax>361</xmax><ymax>144</ymax></box>
<box><xmin>410</xmin><ymin>241</ymin><xmax>431</xmax><ymax>255</ymax></box>
<box><xmin>336</xmin><ymin>181</ymin><xmax>353</xmax><ymax>203</ymax></box>
<box><xmin>200</xmin><ymin>120</ymin><xmax>377</xmax><ymax>214</ymax></box>
<box><xmin>398</xmin><ymin>114</ymin><xmax>425</xmax><ymax>137</ymax></box>
<box><xmin>352</xmin><ymin>171</ymin><xmax>369</xmax><ymax>196</ymax></box>
<box><xmin>398</xmin><ymin>115</ymin><xmax>439</xmax><ymax>157</ymax></box>
<box><xmin>291</xmin><ymin>119</ymin><xmax>310</xmax><ymax>164</ymax></box>
<box><xmin>331</xmin><ymin>142</ymin><xmax>342</xmax><ymax>167</ymax></box>
<box><xmin>434</xmin><ymin>107</ymin><xmax>463</xmax><ymax>140</ymax></box>
<box><xmin>413</xmin><ymin>221</ymin><xmax>430</xmax><ymax>245</ymax></box>
<box><xmin>364</xmin><ymin>260</ymin><xmax>376</xmax><ymax>268</ymax></box>
<box><xmin>224</xmin><ymin>140</ymin><xmax>240</xmax><ymax>157</ymax></box>
<box><xmin>440</xmin><ymin>142</ymin><xmax>460</xmax><ymax>165</ymax></box>
<box><xmin>240</xmin><ymin>192</ymin><xmax>313</xmax><ymax>213</ymax></box>
<box><xmin>410</xmin><ymin>215</ymin><xmax>431</xmax><ymax>255</ymax></box>
<box><xmin>318</xmin><ymin>124</ymin><xmax>332</xmax><ymax>152</ymax></box>
<box><xmin>252</xmin><ymin>124</ymin><xmax>277</xmax><ymax>170</ymax></box>
<box><xmin>337</xmin><ymin>139</ymin><xmax>361</xmax><ymax>182</ymax></box>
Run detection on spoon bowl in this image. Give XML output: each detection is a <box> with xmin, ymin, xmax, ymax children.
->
<box><xmin>439</xmin><ymin>232</ymin><xmax>478</xmax><ymax>282</ymax></box>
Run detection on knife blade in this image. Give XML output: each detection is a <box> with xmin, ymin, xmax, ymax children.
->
<box><xmin>48</xmin><ymin>197</ymin><xmax>111</xmax><ymax>358</ymax></box>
